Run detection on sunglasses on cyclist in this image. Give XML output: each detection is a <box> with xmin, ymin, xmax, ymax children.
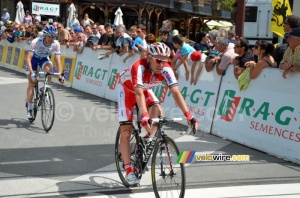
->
<box><xmin>152</xmin><ymin>58</ymin><xmax>167</xmax><ymax>64</ymax></box>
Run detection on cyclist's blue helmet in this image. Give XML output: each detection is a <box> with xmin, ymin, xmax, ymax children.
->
<box><xmin>42</xmin><ymin>25</ymin><xmax>58</xmax><ymax>37</ymax></box>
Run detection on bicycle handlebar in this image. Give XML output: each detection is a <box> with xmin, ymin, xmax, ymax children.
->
<box><xmin>150</xmin><ymin>117</ymin><xmax>183</xmax><ymax>124</ymax></box>
<box><xmin>38</xmin><ymin>71</ymin><xmax>65</xmax><ymax>77</ymax></box>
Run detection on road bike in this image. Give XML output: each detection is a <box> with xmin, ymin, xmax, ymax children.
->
<box><xmin>26</xmin><ymin>65</ymin><xmax>64</xmax><ymax>132</ymax></box>
<box><xmin>115</xmin><ymin>107</ymin><xmax>196</xmax><ymax>197</ymax></box>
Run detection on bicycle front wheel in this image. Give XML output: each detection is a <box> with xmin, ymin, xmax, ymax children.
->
<box><xmin>41</xmin><ymin>87</ymin><xmax>55</xmax><ymax>132</ymax></box>
<box><xmin>151</xmin><ymin>136</ymin><xmax>185</xmax><ymax>198</ymax></box>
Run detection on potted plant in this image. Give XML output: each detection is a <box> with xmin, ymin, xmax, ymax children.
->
<box><xmin>221</xmin><ymin>0</ymin><xmax>233</xmax><ymax>12</ymax></box>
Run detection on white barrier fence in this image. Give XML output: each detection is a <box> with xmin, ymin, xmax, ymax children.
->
<box><xmin>0</xmin><ymin>40</ymin><xmax>299</xmax><ymax>164</ymax></box>
<box><xmin>212</xmin><ymin>64</ymin><xmax>300</xmax><ymax>164</ymax></box>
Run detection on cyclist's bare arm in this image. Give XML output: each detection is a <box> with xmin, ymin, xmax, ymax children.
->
<box><xmin>26</xmin><ymin>51</ymin><xmax>34</xmax><ymax>74</ymax></box>
<box><xmin>134</xmin><ymin>86</ymin><xmax>151</xmax><ymax>131</ymax></box>
<box><xmin>54</xmin><ymin>54</ymin><xmax>62</xmax><ymax>73</ymax></box>
<box><xmin>169</xmin><ymin>86</ymin><xmax>189</xmax><ymax>113</ymax></box>
<box><xmin>134</xmin><ymin>86</ymin><xmax>148</xmax><ymax>115</ymax></box>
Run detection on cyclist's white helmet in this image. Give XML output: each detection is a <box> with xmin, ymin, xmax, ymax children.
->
<box><xmin>147</xmin><ymin>42</ymin><xmax>171</xmax><ymax>58</ymax></box>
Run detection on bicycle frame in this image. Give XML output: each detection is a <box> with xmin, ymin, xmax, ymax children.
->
<box><xmin>134</xmin><ymin>117</ymin><xmax>179</xmax><ymax>174</ymax></box>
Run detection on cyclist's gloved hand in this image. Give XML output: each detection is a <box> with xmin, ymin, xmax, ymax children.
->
<box><xmin>184</xmin><ymin>112</ymin><xmax>198</xmax><ymax>134</ymax></box>
<box><xmin>141</xmin><ymin>112</ymin><xmax>151</xmax><ymax>131</ymax></box>
<box><xmin>31</xmin><ymin>73</ymin><xmax>37</xmax><ymax>81</ymax></box>
<box><xmin>58</xmin><ymin>74</ymin><xmax>65</xmax><ymax>84</ymax></box>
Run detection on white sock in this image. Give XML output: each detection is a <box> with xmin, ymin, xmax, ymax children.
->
<box><xmin>27</xmin><ymin>103</ymin><xmax>32</xmax><ymax>111</ymax></box>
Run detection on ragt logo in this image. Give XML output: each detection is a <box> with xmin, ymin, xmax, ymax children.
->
<box><xmin>217</xmin><ymin>90</ymin><xmax>241</xmax><ymax>122</ymax></box>
<box><xmin>217</xmin><ymin>90</ymin><xmax>297</xmax><ymax>126</ymax></box>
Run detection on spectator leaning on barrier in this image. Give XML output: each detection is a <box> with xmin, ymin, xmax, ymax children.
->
<box><xmin>172</xmin><ymin>34</ymin><xmax>203</xmax><ymax>84</ymax></box>
<box><xmin>16</xmin><ymin>24</ymin><xmax>26</xmax><ymax>42</ymax></box>
<box><xmin>194</xmin><ymin>32</ymin><xmax>209</xmax><ymax>54</ymax></box>
<box><xmin>5</xmin><ymin>27</ymin><xmax>14</xmax><ymax>43</ymax></box>
<box><xmin>114</xmin><ymin>26</ymin><xmax>133</xmax><ymax>56</ymax></box>
<box><xmin>123</xmin><ymin>25</ymin><xmax>144</xmax><ymax>63</ymax></box>
<box><xmin>205</xmin><ymin>29</ymin><xmax>220</xmax><ymax>72</ymax></box>
<box><xmin>136</xmin><ymin>24</ymin><xmax>148</xmax><ymax>55</ymax></box>
<box><xmin>159</xmin><ymin>28</ymin><xmax>176</xmax><ymax>59</ymax></box>
<box><xmin>214</xmin><ymin>37</ymin><xmax>237</xmax><ymax>76</ymax></box>
<box><xmin>102</xmin><ymin>23</ymin><xmax>118</xmax><ymax>54</ymax></box>
<box><xmin>69</xmin><ymin>29</ymin><xmax>77</xmax><ymax>44</ymax></box>
<box><xmin>273</xmin><ymin>15</ymin><xmax>300</xmax><ymax>67</ymax></box>
<box><xmin>97</xmin><ymin>25</ymin><xmax>109</xmax><ymax>46</ymax></box>
<box><xmin>85</xmin><ymin>25</ymin><xmax>96</xmax><ymax>48</ymax></box>
<box><xmin>227</xmin><ymin>30</ymin><xmax>236</xmax><ymax>44</ymax></box>
<box><xmin>280</xmin><ymin>28</ymin><xmax>300</xmax><ymax>79</ymax></box>
<box><xmin>91</xmin><ymin>23</ymin><xmax>100</xmax><ymax>39</ymax></box>
<box><xmin>233</xmin><ymin>37</ymin><xmax>255</xmax><ymax>79</ymax></box>
<box><xmin>25</xmin><ymin>25</ymin><xmax>34</xmax><ymax>43</ymax></box>
<box><xmin>244</xmin><ymin>40</ymin><xmax>276</xmax><ymax>79</ymax></box>
<box><xmin>57</xmin><ymin>23</ymin><xmax>71</xmax><ymax>48</ymax></box>
<box><xmin>73</xmin><ymin>32</ymin><xmax>85</xmax><ymax>54</ymax></box>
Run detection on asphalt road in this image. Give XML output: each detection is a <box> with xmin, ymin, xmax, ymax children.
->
<box><xmin>1</xmin><ymin>67</ymin><xmax>300</xmax><ymax>198</ymax></box>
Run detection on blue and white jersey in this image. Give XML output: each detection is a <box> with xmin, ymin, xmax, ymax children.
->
<box><xmin>29</xmin><ymin>37</ymin><xmax>61</xmax><ymax>59</ymax></box>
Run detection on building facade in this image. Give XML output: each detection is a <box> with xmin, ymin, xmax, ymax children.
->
<box><xmin>2</xmin><ymin>0</ymin><xmax>236</xmax><ymax>40</ymax></box>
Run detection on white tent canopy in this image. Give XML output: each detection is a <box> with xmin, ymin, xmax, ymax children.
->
<box><xmin>204</xmin><ymin>20</ymin><xmax>233</xmax><ymax>30</ymax></box>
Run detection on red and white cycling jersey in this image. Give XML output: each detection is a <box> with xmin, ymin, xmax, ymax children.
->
<box><xmin>119</xmin><ymin>58</ymin><xmax>178</xmax><ymax>91</ymax></box>
<box><xmin>118</xmin><ymin>58</ymin><xmax>178</xmax><ymax>123</ymax></box>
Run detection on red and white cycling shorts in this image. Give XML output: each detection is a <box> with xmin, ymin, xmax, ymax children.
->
<box><xmin>117</xmin><ymin>83</ymin><xmax>159</xmax><ymax>124</ymax></box>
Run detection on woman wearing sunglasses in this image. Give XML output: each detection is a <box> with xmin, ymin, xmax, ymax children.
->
<box><xmin>117</xmin><ymin>42</ymin><xmax>198</xmax><ymax>185</ymax></box>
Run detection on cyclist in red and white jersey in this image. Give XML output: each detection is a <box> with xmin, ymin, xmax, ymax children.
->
<box><xmin>117</xmin><ymin>42</ymin><xmax>198</xmax><ymax>185</ymax></box>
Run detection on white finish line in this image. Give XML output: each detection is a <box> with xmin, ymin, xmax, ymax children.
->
<box><xmin>81</xmin><ymin>183</ymin><xmax>300</xmax><ymax>198</ymax></box>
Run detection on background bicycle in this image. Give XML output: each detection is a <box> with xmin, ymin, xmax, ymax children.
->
<box><xmin>26</xmin><ymin>66</ymin><xmax>64</xmax><ymax>132</ymax></box>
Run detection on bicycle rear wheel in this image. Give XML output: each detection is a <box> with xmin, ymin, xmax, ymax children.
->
<box><xmin>151</xmin><ymin>136</ymin><xmax>185</xmax><ymax>198</ymax></box>
<box><xmin>41</xmin><ymin>87</ymin><xmax>55</xmax><ymax>132</ymax></box>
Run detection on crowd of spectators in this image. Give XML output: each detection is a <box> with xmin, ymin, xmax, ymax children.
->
<box><xmin>1</xmin><ymin>7</ymin><xmax>299</xmax><ymax>83</ymax></box>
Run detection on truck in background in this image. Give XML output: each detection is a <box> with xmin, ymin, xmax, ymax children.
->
<box><xmin>243</xmin><ymin>0</ymin><xmax>275</xmax><ymax>45</ymax></box>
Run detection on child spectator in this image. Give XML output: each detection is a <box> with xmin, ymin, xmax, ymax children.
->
<box><xmin>172</xmin><ymin>34</ymin><xmax>203</xmax><ymax>84</ymax></box>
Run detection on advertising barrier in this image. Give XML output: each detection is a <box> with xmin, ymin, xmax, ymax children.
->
<box><xmin>212</xmin><ymin>64</ymin><xmax>300</xmax><ymax>164</ymax></box>
<box><xmin>72</xmin><ymin>48</ymin><xmax>111</xmax><ymax>97</ymax></box>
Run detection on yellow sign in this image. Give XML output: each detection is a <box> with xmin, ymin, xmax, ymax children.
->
<box><xmin>270</xmin><ymin>0</ymin><xmax>293</xmax><ymax>37</ymax></box>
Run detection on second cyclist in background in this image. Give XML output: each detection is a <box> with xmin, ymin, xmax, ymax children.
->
<box><xmin>25</xmin><ymin>25</ymin><xmax>64</xmax><ymax>119</ymax></box>
<box><xmin>117</xmin><ymin>42</ymin><xmax>198</xmax><ymax>185</ymax></box>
